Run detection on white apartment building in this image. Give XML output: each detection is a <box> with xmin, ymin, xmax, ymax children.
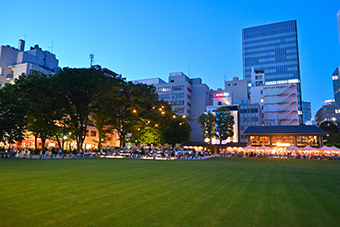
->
<box><xmin>0</xmin><ymin>39</ymin><xmax>59</xmax><ymax>88</ymax></box>
<box><xmin>250</xmin><ymin>68</ymin><xmax>299</xmax><ymax>126</ymax></box>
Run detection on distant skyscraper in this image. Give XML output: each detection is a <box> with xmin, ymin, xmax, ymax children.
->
<box><xmin>332</xmin><ymin>66</ymin><xmax>340</xmax><ymax>127</ymax></box>
<box><xmin>302</xmin><ymin>101</ymin><xmax>312</xmax><ymax>123</ymax></box>
<box><xmin>242</xmin><ymin>20</ymin><xmax>303</xmax><ymax>123</ymax></box>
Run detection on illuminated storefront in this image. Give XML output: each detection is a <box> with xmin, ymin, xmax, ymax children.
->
<box><xmin>243</xmin><ymin>125</ymin><xmax>327</xmax><ymax>148</ymax></box>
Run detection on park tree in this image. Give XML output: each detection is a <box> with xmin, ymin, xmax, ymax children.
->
<box><xmin>197</xmin><ymin>111</ymin><xmax>215</xmax><ymax>143</ymax></box>
<box><xmin>319</xmin><ymin>121</ymin><xmax>340</xmax><ymax>146</ymax></box>
<box><xmin>214</xmin><ymin>106</ymin><xmax>234</xmax><ymax>144</ymax></box>
<box><xmin>0</xmin><ymin>82</ymin><xmax>28</xmax><ymax>146</ymax></box>
<box><xmin>14</xmin><ymin>72</ymin><xmax>63</xmax><ymax>150</ymax></box>
<box><xmin>106</xmin><ymin>81</ymin><xmax>159</xmax><ymax>148</ymax></box>
<box><xmin>156</xmin><ymin>102</ymin><xmax>191</xmax><ymax>147</ymax></box>
<box><xmin>90</xmin><ymin>76</ymin><xmax>121</xmax><ymax>150</ymax></box>
<box><xmin>53</xmin><ymin>67</ymin><xmax>107</xmax><ymax>151</ymax></box>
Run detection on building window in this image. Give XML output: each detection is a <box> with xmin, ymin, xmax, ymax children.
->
<box><xmin>90</xmin><ymin>131</ymin><xmax>97</xmax><ymax>137</ymax></box>
<box><xmin>159</xmin><ymin>94</ymin><xmax>170</xmax><ymax>99</ymax></box>
<box><xmin>170</xmin><ymin>100</ymin><xmax>184</xmax><ymax>106</ymax></box>
<box><xmin>172</xmin><ymin>93</ymin><xmax>184</xmax><ymax>98</ymax></box>
<box><xmin>173</xmin><ymin>108</ymin><xmax>184</xmax><ymax>113</ymax></box>
<box><xmin>172</xmin><ymin>86</ymin><xmax>184</xmax><ymax>91</ymax></box>
<box><xmin>158</xmin><ymin>87</ymin><xmax>170</xmax><ymax>92</ymax></box>
<box><xmin>218</xmin><ymin>101</ymin><xmax>222</xmax><ymax>105</ymax></box>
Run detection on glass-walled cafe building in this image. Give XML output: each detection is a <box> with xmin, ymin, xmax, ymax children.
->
<box><xmin>243</xmin><ymin>126</ymin><xmax>327</xmax><ymax>148</ymax></box>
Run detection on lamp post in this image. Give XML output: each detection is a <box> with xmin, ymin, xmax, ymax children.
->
<box><xmin>61</xmin><ymin>133</ymin><xmax>67</xmax><ymax>152</ymax></box>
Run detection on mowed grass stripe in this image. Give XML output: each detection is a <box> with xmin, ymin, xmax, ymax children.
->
<box><xmin>76</xmin><ymin>161</ymin><xmax>223</xmax><ymax>226</ymax></box>
<box><xmin>1</xmin><ymin>158</ymin><xmax>340</xmax><ymax>227</ymax></box>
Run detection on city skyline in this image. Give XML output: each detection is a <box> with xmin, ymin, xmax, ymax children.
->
<box><xmin>1</xmin><ymin>0</ymin><xmax>340</xmax><ymax>115</ymax></box>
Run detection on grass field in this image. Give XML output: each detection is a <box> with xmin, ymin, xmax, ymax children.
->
<box><xmin>0</xmin><ymin>157</ymin><xmax>339</xmax><ymax>227</ymax></box>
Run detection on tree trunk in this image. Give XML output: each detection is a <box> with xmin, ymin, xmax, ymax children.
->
<box><xmin>41</xmin><ymin>137</ymin><xmax>46</xmax><ymax>150</ymax></box>
<box><xmin>34</xmin><ymin>135</ymin><xmax>38</xmax><ymax>151</ymax></box>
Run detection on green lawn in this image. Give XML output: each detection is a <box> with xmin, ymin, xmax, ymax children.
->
<box><xmin>0</xmin><ymin>158</ymin><xmax>339</xmax><ymax>227</ymax></box>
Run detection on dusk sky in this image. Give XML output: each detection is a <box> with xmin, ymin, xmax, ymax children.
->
<box><xmin>1</xmin><ymin>0</ymin><xmax>340</xmax><ymax>115</ymax></box>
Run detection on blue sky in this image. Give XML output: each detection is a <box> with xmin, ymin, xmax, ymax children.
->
<box><xmin>1</xmin><ymin>0</ymin><xmax>340</xmax><ymax>115</ymax></box>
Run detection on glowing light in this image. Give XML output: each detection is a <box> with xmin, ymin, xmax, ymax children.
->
<box><xmin>172</xmin><ymin>115</ymin><xmax>176</xmax><ymax>118</ymax></box>
<box><xmin>215</xmin><ymin>92</ymin><xmax>229</xmax><ymax>97</ymax></box>
<box><xmin>133</xmin><ymin>109</ymin><xmax>137</xmax><ymax>113</ymax></box>
<box><xmin>277</xmin><ymin>142</ymin><xmax>290</xmax><ymax>147</ymax></box>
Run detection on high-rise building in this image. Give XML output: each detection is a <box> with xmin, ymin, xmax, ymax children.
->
<box><xmin>242</xmin><ymin>20</ymin><xmax>303</xmax><ymax>123</ymax></box>
<box><xmin>302</xmin><ymin>101</ymin><xmax>312</xmax><ymax>123</ymax></box>
<box><xmin>332</xmin><ymin>66</ymin><xmax>340</xmax><ymax>127</ymax></box>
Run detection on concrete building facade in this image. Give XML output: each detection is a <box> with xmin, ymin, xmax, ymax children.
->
<box><xmin>0</xmin><ymin>39</ymin><xmax>59</xmax><ymax>88</ymax></box>
<box><xmin>132</xmin><ymin>72</ymin><xmax>210</xmax><ymax>142</ymax></box>
<box><xmin>224</xmin><ymin>77</ymin><xmax>249</xmax><ymax>104</ymax></box>
<box><xmin>315</xmin><ymin>99</ymin><xmax>336</xmax><ymax>126</ymax></box>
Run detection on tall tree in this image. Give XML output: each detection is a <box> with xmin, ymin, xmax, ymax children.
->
<box><xmin>14</xmin><ymin>72</ymin><xmax>61</xmax><ymax>150</ymax></box>
<box><xmin>106</xmin><ymin>81</ymin><xmax>158</xmax><ymax>148</ymax></box>
<box><xmin>197</xmin><ymin>111</ymin><xmax>216</xmax><ymax>143</ymax></box>
<box><xmin>0</xmin><ymin>82</ymin><xmax>28</xmax><ymax>146</ymax></box>
<box><xmin>53</xmin><ymin>67</ymin><xmax>106</xmax><ymax>151</ymax></box>
<box><xmin>214</xmin><ymin>106</ymin><xmax>234</xmax><ymax>144</ymax></box>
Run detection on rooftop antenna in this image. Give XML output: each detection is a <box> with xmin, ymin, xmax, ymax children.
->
<box><xmin>224</xmin><ymin>74</ymin><xmax>228</xmax><ymax>81</ymax></box>
<box><xmin>51</xmin><ymin>40</ymin><xmax>54</xmax><ymax>53</ymax></box>
<box><xmin>89</xmin><ymin>53</ymin><xmax>94</xmax><ymax>67</ymax></box>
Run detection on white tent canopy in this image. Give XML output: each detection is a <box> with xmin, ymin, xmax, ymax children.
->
<box><xmin>244</xmin><ymin>145</ymin><xmax>256</xmax><ymax>150</ymax></box>
<box><xmin>318</xmin><ymin>146</ymin><xmax>333</xmax><ymax>151</ymax></box>
<box><xmin>287</xmin><ymin>145</ymin><xmax>300</xmax><ymax>150</ymax></box>
<box><xmin>259</xmin><ymin>145</ymin><xmax>269</xmax><ymax>150</ymax></box>
<box><xmin>302</xmin><ymin>145</ymin><xmax>317</xmax><ymax>151</ymax></box>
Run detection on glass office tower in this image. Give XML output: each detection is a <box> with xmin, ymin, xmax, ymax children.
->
<box><xmin>242</xmin><ymin>20</ymin><xmax>303</xmax><ymax>123</ymax></box>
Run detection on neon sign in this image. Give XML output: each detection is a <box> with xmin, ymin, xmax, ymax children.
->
<box><xmin>215</xmin><ymin>92</ymin><xmax>229</xmax><ymax>97</ymax></box>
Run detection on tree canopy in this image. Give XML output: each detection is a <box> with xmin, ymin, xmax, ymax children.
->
<box><xmin>197</xmin><ymin>107</ymin><xmax>234</xmax><ymax>144</ymax></box>
<box><xmin>0</xmin><ymin>68</ymin><xmax>191</xmax><ymax>150</ymax></box>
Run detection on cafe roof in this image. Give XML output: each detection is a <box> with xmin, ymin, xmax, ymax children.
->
<box><xmin>243</xmin><ymin>125</ymin><xmax>327</xmax><ymax>136</ymax></box>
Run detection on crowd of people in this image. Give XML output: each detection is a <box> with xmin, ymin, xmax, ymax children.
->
<box><xmin>0</xmin><ymin>146</ymin><xmax>213</xmax><ymax>160</ymax></box>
